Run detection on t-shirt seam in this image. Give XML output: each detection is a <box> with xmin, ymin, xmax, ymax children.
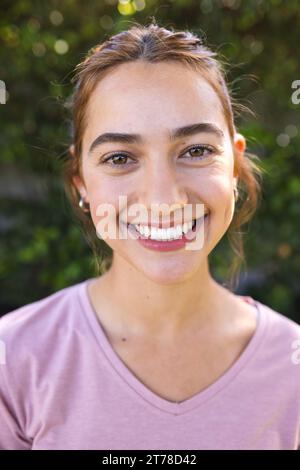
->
<box><xmin>0</xmin><ymin>362</ymin><xmax>32</xmax><ymax>447</ymax></box>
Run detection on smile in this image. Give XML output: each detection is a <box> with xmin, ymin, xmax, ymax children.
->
<box><xmin>127</xmin><ymin>214</ymin><xmax>209</xmax><ymax>241</ymax></box>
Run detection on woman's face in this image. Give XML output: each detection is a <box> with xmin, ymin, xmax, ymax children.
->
<box><xmin>73</xmin><ymin>60</ymin><xmax>245</xmax><ymax>284</ymax></box>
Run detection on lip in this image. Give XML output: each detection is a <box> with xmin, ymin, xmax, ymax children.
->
<box><xmin>125</xmin><ymin>213</ymin><xmax>209</xmax><ymax>251</ymax></box>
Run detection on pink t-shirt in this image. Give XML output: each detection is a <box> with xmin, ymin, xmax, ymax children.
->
<box><xmin>0</xmin><ymin>278</ymin><xmax>300</xmax><ymax>450</ymax></box>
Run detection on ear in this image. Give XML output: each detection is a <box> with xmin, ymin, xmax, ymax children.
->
<box><xmin>69</xmin><ymin>163</ymin><xmax>86</xmax><ymax>205</ymax></box>
<box><xmin>72</xmin><ymin>174</ymin><xmax>82</xmax><ymax>193</ymax></box>
<box><xmin>233</xmin><ymin>132</ymin><xmax>246</xmax><ymax>183</ymax></box>
<box><xmin>72</xmin><ymin>174</ymin><xmax>89</xmax><ymax>201</ymax></box>
<box><xmin>69</xmin><ymin>145</ymin><xmax>89</xmax><ymax>202</ymax></box>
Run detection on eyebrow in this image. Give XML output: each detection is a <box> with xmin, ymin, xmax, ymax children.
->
<box><xmin>88</xmin><ymin>122</ymin><xmax>225</xmax><ymax>155</ymax></box>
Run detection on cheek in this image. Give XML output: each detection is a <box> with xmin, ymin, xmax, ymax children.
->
<box><xmin>212</xmin><ymin>182</ymin><xmax>232</xmax><ymax>203</ymax></box>
<box><xmin>205</xmin><ymin>176</ymin><xmax>235</xmax><ymax>227</ymax></box>
<box><xmin>85</xmin><ymin>177</ymin><xmax>128</xmax><ymax>234</ymax></box>
<box><xmin>205</xmin><ymin>174</ymin><xmax>233</xmax><ymax>205</ymax></box>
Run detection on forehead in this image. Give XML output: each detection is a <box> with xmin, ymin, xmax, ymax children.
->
<box><xmin>84</xmin><ymin>61</ymin><xmax>228</xmax><ymax>145</ymax></box>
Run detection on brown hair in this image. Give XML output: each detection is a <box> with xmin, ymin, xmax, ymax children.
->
<box><xmin>62</xmin><ymin>19</ymin><xmax>264</xmax><ymax>291</ymax></box>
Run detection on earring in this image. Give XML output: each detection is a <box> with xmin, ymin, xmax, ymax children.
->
<box><xmin>78</xmin><ymin>195</ymin><xmax>90</xmax><ymax>213</ymax></box>
<box><xmin>234</xmin><ymin>185</ymin><xmax>239</xmax><ymax>202</ymax></box>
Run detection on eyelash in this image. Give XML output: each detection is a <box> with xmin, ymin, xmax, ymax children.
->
<box><xmin>99</xmin><ymin>144</ymin><xmax>216</xmax><ymax>168</ymax></box>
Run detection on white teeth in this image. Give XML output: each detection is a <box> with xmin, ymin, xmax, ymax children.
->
<box><xmin>182</xmin><ymin>222</ymin><xmax>189</xmax><ymax>234</ymax></box>
<box><xmin>134</xmin><ymin>220</ymin><xmax>194</xmax><ymax>241</ymax></box>
<box><xmin>143</xmin><ymin>226</ymin><xmax>150</xmax><ymax>238</ymax></box>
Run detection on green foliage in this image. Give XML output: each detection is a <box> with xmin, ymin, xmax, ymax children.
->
<box><xmin>0</xmin><ymin>0</ymin><xmax>299</xmax><ymax>320</ymax></box>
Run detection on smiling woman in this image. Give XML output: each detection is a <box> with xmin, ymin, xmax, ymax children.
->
<box><xmin>65</xmin><ymin>26</ymin><xmax>263</xmax><ymax>289</ymax></box>
<box><xmin>1</xmin><ymin>20</ymin><xmax>300</xmax><ymax>451</ymax></box>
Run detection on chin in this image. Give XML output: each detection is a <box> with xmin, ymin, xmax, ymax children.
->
<box><xmin>133</xmin><ymin>257</ymin><xmax>204</xmax><ymax>285</ymax></box>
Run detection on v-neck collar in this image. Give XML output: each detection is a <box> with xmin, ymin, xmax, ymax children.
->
<box><xmin>77</xmin><ymin>278</ymin><xmax>268</xmax><ymax>416</ymax></box>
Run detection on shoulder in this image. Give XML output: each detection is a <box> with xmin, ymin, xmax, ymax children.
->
<box><xmin>0</xmin><ymin>279</ymin><xmax>88</xmax><ymax>365</ymax></box>
<box><xmin>257</xmin><ymin>299</ymin><xmax>300</xmax><ymax>345</ymax></box>
<box><xmin>238</xmin><ymin>293</ymin><xmax>300</xmax><ymax>344</ymax></box>
<box><xmin>0</xmin><ymin>279</ymin><xmax>90</xmax><ymax>449</ymax></box>
<box><xmin>254</xmin><ymin>299</ymin><xmax>300</xmax><ymax>383</ymax></box>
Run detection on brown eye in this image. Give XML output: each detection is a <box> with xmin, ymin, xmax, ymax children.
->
<box><xmin>181</xmin><ymin>145</ymin><xmax>214</xmax><ymax>160</ymax></box>
<box><xmin>109</xmin><ymin>154</ymin><xmax>128</xmax><ymax>165</ymax></box>
<box><xmin>100</xmin><ymin>153</ymin><xmax>135</xmax><ymax>166</ymax></box>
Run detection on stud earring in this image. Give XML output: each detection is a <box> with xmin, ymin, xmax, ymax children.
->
<box><xmin>233</xmin><ymin>185</ymin><xmax>239</xmax><ymax>202</ymax></box>
<box><xmin>78</xmin><ymin>195</ymin><xmax>90</xmax><ymax>213</ymax></box>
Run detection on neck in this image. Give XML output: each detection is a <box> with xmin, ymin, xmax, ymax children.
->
<box><xmin>94</xmin><ymin>253</ymin><xmax>232</xmax><ymax>340</ymax></box>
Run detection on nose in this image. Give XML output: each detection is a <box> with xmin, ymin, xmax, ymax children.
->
<box><xmin>138</xmin><ymin>162</ymin><xmax>188</xmax><ymax>222</ymax></box>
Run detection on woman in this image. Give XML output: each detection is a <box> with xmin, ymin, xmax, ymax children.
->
<box><xmin>0</xmin><ymin>21</ymin><xmax>299</xmax><ymax>450</ymax></box>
